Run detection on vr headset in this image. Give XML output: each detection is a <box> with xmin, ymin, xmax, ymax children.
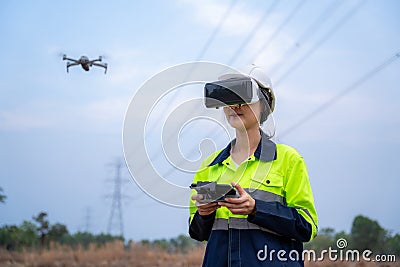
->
<box><xmin>204</xmin><ymin>76</ymin><xmax>261</xmax><ymax>109</ymax></box>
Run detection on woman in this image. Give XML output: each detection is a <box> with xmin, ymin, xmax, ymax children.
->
<box><xmin>189</xmin><ymin>70</ymin><xmax>318</xmax><ymax>267</ymax></box>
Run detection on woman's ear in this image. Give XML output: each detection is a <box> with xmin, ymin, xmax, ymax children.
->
<box><xmin>259</xmin><ymin>100</ymin><xmax>269</xmax><ymax>124</ymax></box>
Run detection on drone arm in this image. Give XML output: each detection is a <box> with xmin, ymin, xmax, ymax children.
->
<box><xmin>66</xmin><ymin>62</ymin><xmax>79</xmax><ymax>73</ymax></box>
<box><xmin>63</xmin><ymin>56</ymin><xmax>79</xmax><ymax>63</ymax></box>
<box><xmin>89</xmin><ymin>58</ymin><xmax>102</xmax><ymax>64</ymax></box>
<box><xmin>92</xmin><ymin>62</ymin><xmax>108</xmax><ymax>74</ymax></box>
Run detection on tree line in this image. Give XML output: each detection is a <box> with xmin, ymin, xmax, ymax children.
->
<box><xmin>0</xmin><ymin>188</ymin><xmax>201</xmax><ymax>253</ymax></box>
<box><xmin>305</xmin><ymin>215</ymin><xmax>400</xmax><ymax>256</ymax></box>
<box><xmin>0</xmin><ymin>210</ymin><xmax>201</xmax><ymax>253</ymax></box>
<box><xmin>0</xmin><ymin>187</ymin><xmax>398</xmax><ymax>255</ymax></box>
<box><xmin>0</xmin><ymin>211</ymin><xmax>124</xmax><ymax>251</ymax></box>
<box><xmin>2</xmin><ymin>211</ymin><xmax>399</xmax><ymax>255</ymax></box>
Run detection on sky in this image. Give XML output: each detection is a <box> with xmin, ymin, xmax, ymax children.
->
<box><xmin>1</xmin><ymin>0</ymin><xmax>400</xmax><ymax>242</ymax></box>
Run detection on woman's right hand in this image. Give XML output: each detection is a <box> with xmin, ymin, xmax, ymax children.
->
<box><xmin>191</xmin><ymin>194</ymin><xmax>220</xmax><ymax>216</ymax></box>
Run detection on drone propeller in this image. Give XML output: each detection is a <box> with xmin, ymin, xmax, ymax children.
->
<box><xmin>98</xmin><ymin>53</ymin><xmax>109</xmax><ymax>61</ymax></box>
<box><xmin>57</xmin><ymin>52</ymin><xmax>67</xmax><ymax>59</ymax></box>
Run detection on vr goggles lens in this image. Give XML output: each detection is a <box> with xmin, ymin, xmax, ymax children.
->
<box><xmin>204</xmin><ymin>76</ymin><xmax>260</xmax><ymax>108</ymax></box>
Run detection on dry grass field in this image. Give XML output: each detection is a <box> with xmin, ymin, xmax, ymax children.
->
<box><xmin>0</xmin><ymin>241</ymin><xmax>205</xmax><ymax>267</ymax></box>
<box><xmin>0</xmin><ymin>241</ymin><xmax>398</xmax><ymax>267</ymax></box>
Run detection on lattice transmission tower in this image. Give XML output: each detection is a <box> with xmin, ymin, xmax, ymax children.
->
<box><xmin>106</xmin><ymin>160</ymin><xmax>126</xmax><ymax>237</ymax></box>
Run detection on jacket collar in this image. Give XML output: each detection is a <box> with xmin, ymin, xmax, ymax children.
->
<box><xmin>208</xmin><ymin>130</ymin><xmax>276</xmax><ymax>166</ymax></box>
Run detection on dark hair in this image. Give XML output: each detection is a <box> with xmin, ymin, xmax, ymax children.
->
<box><xmin>258</xmin><ymin>87</ymin><xmax>273</xmax><ymax>124</ymax></box>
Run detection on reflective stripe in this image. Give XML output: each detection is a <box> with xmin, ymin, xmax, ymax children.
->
<box><xmin>245</xmin><ymin>188</ymin><xmax>286</xmax><ymax>205</ymax></box>
<box><xmin>300</xmin><ymin>208</ymin><xmax>318</xmax><ymax>229</ymax></box>
<box><xmin>212</xmin><ymin>218</ymin><xmax>281</xmax><ymax>236</ymax></box>
<box><xmin>212</xmin><ymin>218</ymin><xmax>229</xmax><ymax>230</ymax></box>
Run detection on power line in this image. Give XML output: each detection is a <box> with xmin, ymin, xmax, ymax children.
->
<box><xmin>227</xmin><ymin>0</ymin><xmax>280</xmax><ymax>66</ymax></box>
<box><xmin>129</xmin><ymin>1</ymin><xmax>365</xmax><ymax>183</ymax></box>
<box><xmin>196</xmin><ymin>0</ymin><xmax>238</xmax><ymax>61</ymax></box>
<box><xmin>275</xmin><ymin>0</ymin><xmax>367</xmax><ymax>86</ymax></box>
<box><xmin>128</xmin><ymin>0</ymin><xmax>238</xmax><ymax>168</ymax></box>
<box><xmin>159</xmin><ymin>125</ymin><xmax>227</xmax><ymax>180</ymax></box>
<box><xmin>294</xmin><ymin>0</ymin><xmax>344</xmax><ymax>48</ymax></box>
<box><xmin>249</xmin><ymin>0</ymin><xmax>307</xmax><ymax>64</ymax></box>
<box><xmin>279</xmin><ymin>51</ymin><xmax>400</xmax><ymax>138</ymax></box>
<box><xmin>130</xmin><ymin>1</ymin><xmax>293</xmax><ymax>176</ymax></box>
<box><xmin>143</xmin><ymin>1</ymin><xmax>330</xmax><ymax>180</ymax></box>
<box><xmin>268</xmin><ymin>0</ymin><xmax>344</xmax><ymax>76</ymax></box>
<box><xmin>161</xmin><ymin>1</ymin><xmax>364</xmax><ymax>175</ymax></box>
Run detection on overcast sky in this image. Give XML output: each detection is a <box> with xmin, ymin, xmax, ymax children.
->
<box><xmin>1</xmin><ymin>0</ymin><xmax>399</xmax><ymax>241</ymax></box>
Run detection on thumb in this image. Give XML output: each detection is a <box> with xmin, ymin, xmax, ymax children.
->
<box><xmin>231</xmin><ymin>182</ymin><xmax>246</xmax><ymax>196</ymax></box>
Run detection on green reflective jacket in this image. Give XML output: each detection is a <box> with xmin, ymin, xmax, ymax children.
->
<box><xmin>189</xmin><ymin>135</ymin><xmax>318</xmax><ymax>241</ymax></box>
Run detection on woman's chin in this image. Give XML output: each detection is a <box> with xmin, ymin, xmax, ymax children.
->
<box><xmin>228</xmin><ymin>119</ymin><xmax>246</xmax><ymax>129</ymax></box>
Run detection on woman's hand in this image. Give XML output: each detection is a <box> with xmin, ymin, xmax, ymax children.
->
<box><xmin>191</xmin><ymin>194</ymin><xmax>220</xmax><ymax>216</ymax></box>
<box><xmin>218</xmin><ymin>182</ymin><xmax>256</xmax><ymax>215</ymax></box>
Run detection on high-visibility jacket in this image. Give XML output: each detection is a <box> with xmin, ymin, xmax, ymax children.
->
<box><xmin>189</xmin><ymin>131</ymin><xmax>318</xmax><ymax>267</ymax></box>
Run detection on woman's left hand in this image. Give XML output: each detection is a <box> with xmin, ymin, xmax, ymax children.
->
<box><xmin>218</xmin><ymin>182</ymin><xmax>256</xmax><ymax>215</ymax></box>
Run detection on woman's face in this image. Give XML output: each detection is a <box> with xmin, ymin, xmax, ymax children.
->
<box><xmin>223</xmin><ymin>102</ymin><xmax>262</xmax><ymax>130</ymax></box>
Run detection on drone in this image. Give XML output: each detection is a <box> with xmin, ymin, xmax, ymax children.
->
<box><xmin>63</xmin><ymin>54</ymin><xmax>108</xmax><ymax>74</ymax></box>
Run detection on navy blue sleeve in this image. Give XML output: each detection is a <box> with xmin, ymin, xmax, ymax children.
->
<box><xmin>247</xmin><ymin>200</ymin><xmax>312</xmax><ymax>242</ymax></box>
<box><xmin>189</xmin><ymin>211</ymin><xmax>215</xmax><ymax>241</ymax></box>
